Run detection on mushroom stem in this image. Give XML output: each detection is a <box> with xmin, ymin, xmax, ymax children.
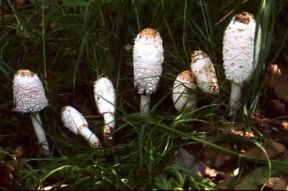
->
<box><xmin>78</xmin><ymin>125</ymin><xmax>101</xmax><ymax>148</ymax></box>
<box><xmin>229</xmin><ymin>82</ymin><xmax>242</xmax><ymax>116</ymax></box>
<box><xmin>30</xmin><ymin>112</ymin><xmax>50</xmax><ymax>155</ymax></box>
<box><xmin>103</xmin><ymin>113</ymin><xmax>115</xmax><ymax>143</ymax></box>
<box><xmin>140</xmin><ymin>95</ymin><xmax>151</xmax><ymax>114</ymax></box>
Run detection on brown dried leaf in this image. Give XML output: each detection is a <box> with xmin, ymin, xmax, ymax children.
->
<box><xmin>175</xmin><ymin>148</ymin><xmax>224</xmax><ymax>180</ymax></box>
<box><xmin>41</xmin><ymin>183</ymin><xmax>69</xmax><ymax>190</ymax></box>
<box><xmin>266</xmin><ymin>99</ymin><xmax>287</xmax><ymax>116</ymax></box>
<box><xmin>234</xmin><ymin>167</ymin><xmax>269</xmax><ymax>190</ymax></box>
<box><xmin>252</xmin><ymin>113</ymin><xmax>276</xmax><ymax>132</ymax></box>
<box><xmin>14</xmin><ymin>0</ymin><xmax>27</xmax><ymax>8</ymax></box>
<box><xmin>268</xmin><ymin>64</ymin><xmax>282</xmax><ymax>75</ymax></box>
<box><xmin>281</xmin><ymin>121</ymin><xmax>288</xmax><ymax>131</ymax></box>
<box><xmin>244</xmin><ymin>140</ymin><xmax>286</xmax><ymax>159</ymax></box>
<box><xmin>12</xmin><ymin>146</ymin><xmax>25</xmax><ymax>158</ymax></box>
<box><xmin>264</xmin><ymin>177</ymin><xmax>287</xmax><ymax>190</ymax></box>
<box><xmin>266</xmin><ymin>63</ymin><xmax>288</xmax><ymax>104</ymax></box>
<box><xmin>203</xmin><ymin>143</ymin><xmax>234</xmax><ymax>169</ymax></box>
<box><xmin>0</xmin><ymin>161</ymin><xmax>14</xmax><ymax>188</ymax></box>
<box><xmin>230</xmin><ymin>129</ymin><xmax>255</xmax><ymax>138</ymax></box>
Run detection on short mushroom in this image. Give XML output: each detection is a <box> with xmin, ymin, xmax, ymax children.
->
<box><xmin>133</xmin><ymin>28</ymin><xmax>164</xmax><ymax>114</ymax></box>
<box><xmin>61</xmin><ymin>106</ymin><xmax>101</xmax><ymax>148</ymax></box>
<box><xmin>222</xmin><ymin>12</ymin><xmax>261</xmax><ymax>116</ymax></box>
<box><xmin>172</xmin><ymin>70</ymin><xmax>197</xmax><ymax>111</ymax></box>
<box><xmin>94</xmin><ymin>77</ymin><xmax>116</xmax><ymax>144</ymax></box>
<box><xmin>191</xmin><ymin>50</ymin><xmax>219</xmax><ymax>95</ymax></box>
<box><xmin>13</xmin><ymin>69</ymin><xmax>50</xmax><ymax>155</ymax></box>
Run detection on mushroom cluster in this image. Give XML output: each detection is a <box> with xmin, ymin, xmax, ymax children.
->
<box><xmin>172</xmin><ymin>50</ymin><xmax>219</xmax><ymax>111</ymax></box>
<box><xmin>10</xmin><ymin>11</ymin><xmax>262</xmax><ymax>155</ymax></box>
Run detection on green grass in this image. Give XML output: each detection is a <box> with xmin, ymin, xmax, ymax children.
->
<box><xmin>1</xmin><ymin>0</ymin><xmax>288</xmax><ymax>190</ymax></box>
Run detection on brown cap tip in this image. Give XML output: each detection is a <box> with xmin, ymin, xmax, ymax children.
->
<box><xmin>139</xmin><ymin>28</ymin><xmax>158</xmax><ymax>38</ymax></box>
<box><xmin>234</xmin><ymin>12</ymin><xmax>254</xmax><ymax>24</ymax></box>
<box><xmin>191</xmin><ymin>50</ymin><xmax>207</xmax><ymax>64</ymax></box>
<box><xmin>179</xmin><ymin>70</ymin><xmax>195</xmax><ymax>82</ymax></box>
<box><xmin>16</xmin><ymin>69</ymin><xmax>35</xmax><ymax>77</ymax></box>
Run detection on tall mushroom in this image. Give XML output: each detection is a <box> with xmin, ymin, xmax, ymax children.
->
<box><xmin>61</xmin><ymin>106</ymin><xmax>101</xmax><ymax>148</ymax></box>
<box><xmin>13</xmin><ymin>69</ymin><xmax>50</xmax><ymax>155</ymax></box>
<box><xmin>94</xmin><ymin>77</ymin><xmax>116</xmax><ymax>144</ymax></box>
<box><xmin>223</xmin><ymin>12</ymin><xmax>261</xmax><ymax>116</ymax></box>
<box><xmin>172</xmin><ymin>70</ymin><xmax>197</xmax><ymax>111</ymax></box>
<box><xmin>133</xmin><ymin>28</ymin><xmax>164</xmax><ymax>114</ymax></box>
<box><xmin>191</xmin><ymin>50</ymin><xmax>219</xmax><ymax>95</ymax></box>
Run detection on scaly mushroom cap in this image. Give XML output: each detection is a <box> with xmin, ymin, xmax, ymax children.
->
<box><xmin>94</xmin><ymin>77</ymin><xmax>116</xmax><ymax>114</ymax></box>
<box><xmin>223</xmin><ymin>12</ymin><xmax>261</xmax><ymax>85</ymax></box>
<box><xmin>61</xmin><ymin>106</ymin><xmax>87</xmax><ymax>135</ymax></box>
<box><xmin>191</xmin><ymin>50</ymin><xmax>219</xmax><ymax>94</ymax></box>
<box><xmin>133</xmin><ymin>28</ymin><xmax>164</xmax><ymax>95</ymax></box>
<box><xmin>13</xmin><ymin>69</ymin><xmax>48</xmax><ymax>113</ymax></box>
<box><xmin>172</xmin><ymin>70</ymin><xmax>197</xmax><ymax>111</ymax></box>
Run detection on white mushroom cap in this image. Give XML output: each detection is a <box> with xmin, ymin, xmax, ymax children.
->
<box><xmin>191</xmin><ymin>50</ymin><xmax>219</xmax><ymax>94</ymax></box>
<box><xmin>61</xmin><ymin>106</ymin><xmax>100</xmax><ymax>148</ymax></box>
<box><xmin>61</xmin><ymin>106</ymin><xmax>87</xmax><ymax>135</ymax></box>
<box><xmin>94</xmin><ymin>77</ymin><xmax>116</xmax><ymax>115</ymax></box>
<box><xmin>172</xmin><ymin>70</ymin><xmax>197</xmax><ymax>111</ymax></box>
<box><xmin>223</xmin><ymin>12</ymin><xmax>261</xmax><ymax>85</ymax></box>
<box><xmin>13</xmin><ymin>69</ymin><xmax>48</xmax><ymax>113</ymax></box>
<box><xmin>133</xmin><ymin>28</ymin><xmax>164</xmax><ymax>95</ymax></box>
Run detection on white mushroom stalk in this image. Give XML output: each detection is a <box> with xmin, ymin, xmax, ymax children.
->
<box><xmin>172</xmin><ymin>70</ymin><xmax>197</xmax><ymax>111</ymax></box>
<box><xmin>133</xmin><ymin>28</ymin><xmax>164</xmax><ymax>114</ymax></box>
<box><xmin>191</xmin><ymin>50</ymin><xmax>219</xmax><ymax>95</ymax></box>
<box><xmin>223</xmin><ymin>12</ymin><xmax>261</xmax><ymax>116</ymax></box>
<box><xmin>94</xmin><ymin>77</ymin><xmax>116</xmax><ymax>144</ymax></box>
<box><xmin>13</xmin><ymin>69</ymin><xmax>50</xmax><ymax>155</ymax></box>
<box><xmin>61</xmin><ymin>106</ymin><xmax>101</xmax><ymax>148</ymax></box>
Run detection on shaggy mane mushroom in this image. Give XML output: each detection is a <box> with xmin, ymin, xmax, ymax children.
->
<box><xmin>223</xmin><ymin>12</ymin><xmax>261</xmax><ymax>116</ymax></box>
<box><xmin>133</xmin><ymin>28</ymin><xmax>164</xmax><ymax>114</ymax></box>
<box><xmin>61</xmin><ymin>106</ymin><xmax>101</xmax><ymax>148</ymax></box>
<box><xmin>94</xmin><ymin>77</ymin><xmax>116</xmax><ymax>145</ymax></box>
<box><xmin>13</xmin><ymin>69</ymin><xmax>50</xmax><ymax>155</ymax></box>
<box><xmin>172</xmin><ymin>70</ymin><xmax>197</xmax><ymax>111</ymax></box>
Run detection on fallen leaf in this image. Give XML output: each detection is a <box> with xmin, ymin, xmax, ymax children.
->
<box><xmin>280</xmin><ymin>121</ymin><xmax>288</xmax><ymax>131</ymax></box>
<box><xmin>230</xmin><ymin>129</ymin><xmax>255</xmax><ymax>138</ymax></box>
<box><xmin>263</xmin><ymin>177</ymin><xmax>287</xmax><ymax>190</ymax></box>
<box><xmin>202</xmin><ymin>143</ymin><xmax>234</xmax><ymax>169</ymax></box>
<box><xmin>175</xmin><ymin>148</ymin><xmax>224</xmax><ymax>180</ymax></box>
<box><xmin>0</xmin><ymin>161</ymin><xmax>14</xmax><ymax>188</ymax></box>
<box><xmin>266</xmin><ymin>99</ymin><xmax>287</xmax><ymax>116</ymax></box>
<box><xmin>252</xmin><ymin>113</ymin><xmax>276</xmax><ymax>133</ymax></box>
<box><xmin>41</xmin><ymin>182</ymin><xmax>69</xmax><ymax>190</ymax></box>
<box><xmin>267</xmin><ymin>64</ymin><xmax>282</xmax><ymax>75</ymax></box>
<box><xmin>266</xmin><ymin>63</ymin><xmax>288</xmax><ymax>104</ymax></box>
<box><xmin>14</xmin><ymin>0</ymin><xmax>27</xmax><ymax>9</ymax></box>
<box><xmin>244</xmin><ymin>140</ymin><xmax>286</xmax><ymax>159</ymax></box>
<box><xmin>234</xmin><ymin>167</ymin><xmax>270</xmax><ymax>190</ymax></box>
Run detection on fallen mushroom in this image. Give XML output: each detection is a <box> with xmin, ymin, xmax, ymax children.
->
<box><xmin>172</xmin><ymin>70</ymin><xmax>197</xmax><ymax>111</ymax></box>
<box><xmin>94</xmin><ymin>77</ymin><xmax>116</xmax><ymax>144</ymax></box>
<box><xmin>223</xmin><ymin>12</ymin><xmax>262</xmax><ymax>116</ymax></box>
<box><xmin>61</xmin><ymin>106</ymin><xmax>101</xmax><ymax>148</ymax></box>
<box><xmin>133</xmin><ymin>28</ymin><xmax>164</xmax><ymax>114</ymax></box>
<box><xmin>191</xmin><ymin>50</ymin><xmax>219</xmax><ymax>95</ymax></box>
<box><xmin>13</xmin><ymin>69</ymin><xmax>50</xmax><ymax>155</ymax></box>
